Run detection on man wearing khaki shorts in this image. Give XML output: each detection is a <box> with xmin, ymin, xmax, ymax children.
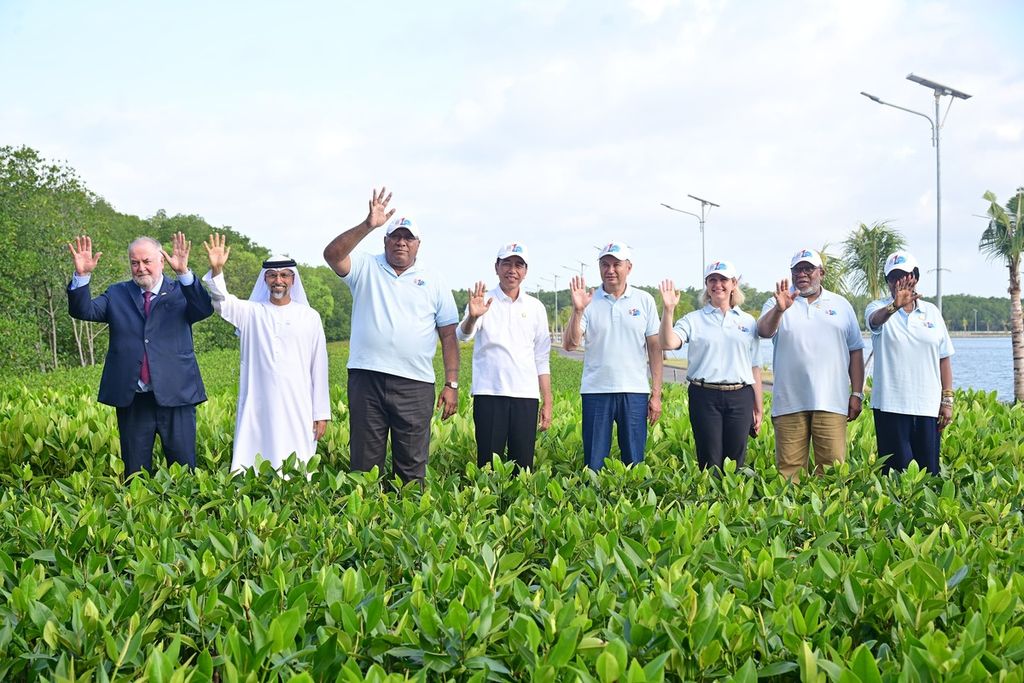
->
<box><xmin>757</xmin><ymin>248</ymin><xmax>865</xmax><ymax>479</ymax></box>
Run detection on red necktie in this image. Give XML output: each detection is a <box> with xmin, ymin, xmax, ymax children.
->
<box><xmin>141</xmin><ymin>291</ymin><xmax>153</xmax><ymax>385</ymax></box>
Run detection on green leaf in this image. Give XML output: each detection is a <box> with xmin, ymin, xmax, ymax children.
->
<box><xmin>547</xmin><ymin>626</ymin><xmax>579</xmax><ymax>668</ymax></box>
<box><xmin>848</xmin><ymin>644</ymin><xmax>882</xmax><ymax>683</ymax></box>
<box><xmin>596</xmin><ymin>651</ymin><xmax>620</xmax><ymax>683</ymax></box>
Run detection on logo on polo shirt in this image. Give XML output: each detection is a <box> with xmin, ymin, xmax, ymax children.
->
<box><xmin>628</xmin><ymin>308</ymin><xmax>640</xmax><ymax>316</ymax></box>
<box><xmin>414</xmin><ymin>278</ymin><xmax>426</xmax><ymax>286</ymax></box>
<box><xmin>738</xmin><ymin>325</ymin><xmax>750</xmax><ymax>332</ymax></box>
<box><xmin>924</xmin><ymin>321</ymin><xmax>935</xmax><ymax>328</ymax></box>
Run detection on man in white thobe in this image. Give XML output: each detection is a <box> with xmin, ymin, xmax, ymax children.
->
<box><xmin>203</xmin><ymin>234</ymin><xmax>330</xmax><ymax>472</ymax></box>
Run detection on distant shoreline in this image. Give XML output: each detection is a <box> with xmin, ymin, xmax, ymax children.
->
<box><xmin>947</xmin><ymin>331</ymin><xmax>1012</xmax><ymax>338</ymax></box>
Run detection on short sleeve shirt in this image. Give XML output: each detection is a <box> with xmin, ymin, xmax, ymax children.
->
<box><xmin>761</xmin><ymin>288</ymin><xmax>864</xmax><ymax>417</ymax></box>
<box><xmin>674</xmin><ymin>305</ymin><xmax>760</xmax><ymax>385</ymax></box>
<box><xmin>580</xmin><ymin>285</ymin><xmax>660</xmax><ymax>394</ymax></box>
<box><xmin>342</xmin><ymin>252</ymin><xmax>459</xmax><ymax>383</ymax></box>
<box><xmin>865</xmin><ymin>297</ymin><xmax>954</xmax><ymax>416</ymax></box>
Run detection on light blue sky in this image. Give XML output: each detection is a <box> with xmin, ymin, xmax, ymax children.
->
<box><xmin>3</xmin><ymin>0</ymin><xmax>1022</xmax><ymax>298</ymax></box>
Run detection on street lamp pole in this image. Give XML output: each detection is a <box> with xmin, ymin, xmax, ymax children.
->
<box><xmin>563</xmin><ymin>260</ymin><xmax>588</xmax><ymax>277</ymax></box>
<box><xmin>540</xmin><ymin>275</ymin><xmax>560</xmax><ymax>338</ymax></box>
<box><xmin>861</xmin><ymin>73</ymin><xmax>971</xmax><ymax>313</ymax></box>
<box><xmin>661</xmin><ymin>195</ymin><xmax>720</xmax><ymax>286</ymax></box>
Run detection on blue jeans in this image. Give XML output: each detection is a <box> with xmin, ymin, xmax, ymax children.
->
<box><xmin>581</xmin><ymin>393</ymin><xmax>649</xmax><ymax>471</ymax></box>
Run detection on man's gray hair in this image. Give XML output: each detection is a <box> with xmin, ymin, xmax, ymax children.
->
<box><xmin>128</xmin><ymin>236</ymin><xmax>164</xmax><ymax>258</ymax></box>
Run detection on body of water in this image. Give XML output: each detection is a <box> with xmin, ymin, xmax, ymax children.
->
<box><xmin>756</xmin><ymin>335</ymin><xmax>1015</xmax><ymax>402</ymax></box>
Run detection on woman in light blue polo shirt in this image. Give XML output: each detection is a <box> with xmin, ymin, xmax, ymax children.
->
<box><xmin>659</xmin><ymin>260</ymin><xmax>763</xmax><ymax>470</ymax></box>
<box><xmin>865</xmin><ymin>251</ymin><xmax>954</xmax><ymax>475</ymax></box>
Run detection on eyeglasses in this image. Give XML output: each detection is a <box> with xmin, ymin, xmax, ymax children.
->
<box><xmin>265</xmin><ymin>270</ymin><xmax>295</xmax><ymax>281</ymax></box>
<box><xmin>790</xmin><ymin>265</ymin><xmax>818</xmax><ymax>275</ymax></box>
<box><xmin>386</xmin><ymin>233</ymin><xmax>419</xmax><ymax>244</ymax></box>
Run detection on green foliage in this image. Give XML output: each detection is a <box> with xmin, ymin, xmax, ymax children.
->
<box><xmin>842</xmin><ymin>222</ymin><xmax>907</xmax><ymax>300</ymax></box>
<box><xmin>1</xmin><ymin>347</ymin><xmax>1023</xmax><ymax>680</ymax></box>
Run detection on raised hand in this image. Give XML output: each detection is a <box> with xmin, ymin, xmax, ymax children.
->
<box><xmin>68</xmin><ymin>235</ymin><xmax>102</xmax><ymax>276</ymax></box>
<box><xmin>773</xmin><ymin>278</ymin><xmax>795</xmax><ymax>312</ymax></box>
<box><xmin>659</xmin><ymin>279</ymin><xmax>680</xmax><ymax>309</ymax></box>
<box><xmin>569</xmin><ymin>275</ymin><xmax>593</xmax><ymax>311</ymax></box>
<box><xmin>162</xmin><ymin>232</ymin><xmax>192</xmax><ymax>275</ymax></box>
<box><xmin>366</xmin><ymin>187</ymin><xmax>396</xmax><ymax>230</ymax></box>
<box><xmin>203</xmin><ymin>233</ymin><xmax>231</xmax><ymax>275</ymax></box>
<box><xmin>467</xmin><ymin>281</ymin><xmax>493</xmax><ymax>319</ymax></box>
<box><xmin>892</xmin><ymin>275</ymin><xmax>921</xmax><ymax>310</ymax></box>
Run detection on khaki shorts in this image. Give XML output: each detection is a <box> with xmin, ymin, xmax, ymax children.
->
<box><xmin>772</xmin><ymin>410</ymin><xmax>847</xmax><ymax>480</ymax></box>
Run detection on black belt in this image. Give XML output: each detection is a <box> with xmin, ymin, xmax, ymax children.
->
<box><xmin>690</xmin><ymin>378</ymin><xmax>747</xmax><ymax>391</ymax></box>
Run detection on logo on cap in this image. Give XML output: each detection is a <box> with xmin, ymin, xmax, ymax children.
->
<box><xmin>893</xmin><ymin>255</ymin><xmax>906</xmax><ymax>265</ymax></box>
<box><xmin>604</xmin><ymin>243</ymin><xmax>620</xmax><ymax>253</ymax></box>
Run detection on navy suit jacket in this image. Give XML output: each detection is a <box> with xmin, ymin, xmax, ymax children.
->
<box><xmin>68</xmin><ymin>275</ymin><xmax>215</xmax><ymax>408</ymax></box>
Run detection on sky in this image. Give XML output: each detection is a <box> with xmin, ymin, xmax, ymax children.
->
<box><xmin>2</xmin><ymin>0</ymin><xmax>1022</xmax><ymax>299</ymax></box>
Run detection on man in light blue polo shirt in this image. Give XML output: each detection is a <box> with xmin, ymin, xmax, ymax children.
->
<box><xmin>323</xmin><ymin>187</ymin><xmax>460</xmax><ymax>484</ymax></box>
<box><xmin>563</xmin><ymin>241</ymin><xmax>662</xmax><ymax>471</ymax></box>
<box><xmin>757</xmin><ymin>248</ymin><xmax>865</xmax><ymax>480</ymax></box>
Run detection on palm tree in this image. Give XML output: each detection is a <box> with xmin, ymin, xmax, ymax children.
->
<box><xmin>980</xmin><ymin>188</ymin><xmax>1024</xmax><ymax>403</ymax></box>
<box><xmin>841</xmin><ymin>221</ymin><xmax>906</xmax><ymax>300</ymax></box>
<box><xmin>818</xmin><ymin>242</ymin><xmax>851</xmax><ymax>297</ymax></box>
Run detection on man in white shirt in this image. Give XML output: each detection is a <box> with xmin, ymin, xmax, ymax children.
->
<box><xmin>203</xmin><ymin>234</ymin><xmax>330</xmax><ymax>473</ymax></box>
<box><xmin>757</xmin><ymin>248</ymin><xmax>865</xmax><ymax>479</ymax></box>
<box><xmin>563</xmin><ymin>241</ymin><xmax>662</xmax><ymax>471</ymax></box>
<box><xmin>322</xmin><ymin>188</ymin><xmax>460</xmax><ymax>485</ymax></box>
<box><xmin>457</xmin><ymin>242</ymin><xmax>552</xmax><ymax>469</ymax></box>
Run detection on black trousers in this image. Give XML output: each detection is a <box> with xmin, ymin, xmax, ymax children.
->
<box><xmin>115</xmin><ymin>391</ymin><xmax>197</xmax><ymax>475</ymax></box>
<box><xmin>873</xmin><ymin>409</ymin><xmax>940</xmax><ymax>476</ymax></box>
<box><xmin>348</xmin><ymin>369</ymin><xmax>435</xmax><ymax>484</ymax></box>
<box><xmin>687</xmin><ymin>383</ymin><xmax>754</xmax><ymax>470</ymax></box>
<box><xmin>472</xmin><ymin>395</ymin><xmax>539</xmax><ymax>469</ymax></box>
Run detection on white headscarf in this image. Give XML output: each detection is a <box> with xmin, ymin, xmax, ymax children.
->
<box><xmin>248</xmin><ymin>255</ymin><xmax>309</xmax><ymax>306</ymax></box>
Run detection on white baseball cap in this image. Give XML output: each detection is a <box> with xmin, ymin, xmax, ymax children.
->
<box><xmin>884</xmin><ymin>251</ymin><xmax>920</xmax><ymax>277</ymax></box>
<box><xmin>598</xmin><ymin>241</ymin><xmax>632</xmax><ymax>261</ymax></box>
<box><xmin>496</xmin><ymin>242</ymin><xmax>529</xmax><ymax>264</ymax></box>
<box><xmin>385</xmin><ymin>215</ymin><xmax>421</xmax><ymax>239</ymax></box>
<box><xmin>704</xmin><ymin>259</ymin><xmax>738</xmax><ymax>280</ymax></box>
<box><xmin>790</xmin><ymin>248</ymin><xmax>823</xmax><ymax>269</ymax></box>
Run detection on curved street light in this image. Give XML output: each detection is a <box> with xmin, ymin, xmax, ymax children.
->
<box><xmin>860</xmin><ymin>73</ymin><xmax>972</xmax><ymax>313</ymax></box>
<box><xmin>661</xmin><ymin>194</ymin><xmax>719</xmax><ymax>287</ymax></box>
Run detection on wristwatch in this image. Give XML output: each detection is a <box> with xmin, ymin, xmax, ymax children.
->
<box><xmin>851</xmin><ymin>391</ymin><xmax>864</xmax><ymax>400</ymax></box>
<box><xmin>444</xmin><ymin>381</ymin><xmax>459</xmax><ymax>390</ymax></box>
<box><xmin>885</xmin><ymin>302</ymin><xmax>898</xmax><ymax>314</ymax></box>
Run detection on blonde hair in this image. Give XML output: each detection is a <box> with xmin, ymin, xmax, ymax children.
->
<box><xmin>701</xmin><ymin>278</ymin><xmax>745</xmax><ymax>308</ymax></box>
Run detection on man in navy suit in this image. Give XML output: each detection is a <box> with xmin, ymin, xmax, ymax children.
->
<box><xmin>68</xmin><ymin>232</ymin><xmax>214</xmax><ymax>474</ymax></box>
